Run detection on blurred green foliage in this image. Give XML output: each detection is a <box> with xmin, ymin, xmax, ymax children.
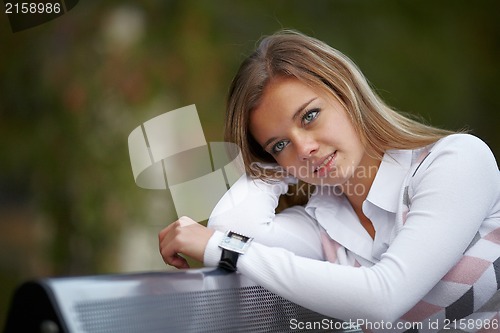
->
<box><xmin>0</xmin><ymin>0</ymin><xmax>498</xmax><ymax>327</ymax></box>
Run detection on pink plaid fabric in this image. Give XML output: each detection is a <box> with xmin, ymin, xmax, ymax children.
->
<box><xmin>396</xmin><ymin>151</ymin><xmax>500</xmax><ymax>332</ymax></box>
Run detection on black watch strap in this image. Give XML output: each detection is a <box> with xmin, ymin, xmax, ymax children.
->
<box><xmin>219</xmin><ymin>249</ymin><xmax>239</xmax><ymax>272</ymax></box>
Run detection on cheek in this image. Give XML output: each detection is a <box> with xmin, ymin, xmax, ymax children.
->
<box><xmin>274</xmin><ymin>154</ymin><xmax>294</xmax><ymax>169</ymax></box>
<box><xmin>330</xmin><ymin>123</ymin><xmax>363</xmax><ymax>157</ymax></box>
<box><xmin>274</xmin><ymin>155</ymin><xmax>303</xmax><ymax>176</ymax></box>
<box><xmin>349</xmin><ymin>136</ymin><xmax>366</xmax><ymax>160</ymax></box>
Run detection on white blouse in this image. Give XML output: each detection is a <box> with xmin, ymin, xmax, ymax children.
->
<box><xmin>204</xmin><ymin>134</ymin><xmax>500</xmax><ymax>332</ymax></box>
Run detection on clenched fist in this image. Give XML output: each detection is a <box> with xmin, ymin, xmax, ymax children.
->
<box><xmin>158</xmin><ymin>216</ymin><xmax>215</xmax><ymax>269</ymax></box>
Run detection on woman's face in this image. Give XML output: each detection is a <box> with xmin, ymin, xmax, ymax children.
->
<box><xmin>249</xmin><ymin>76</ymin><xmax>369</xmax><ymax>187</ymax></box>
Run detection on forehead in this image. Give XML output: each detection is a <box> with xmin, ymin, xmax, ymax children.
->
<box><xmin>249</xmin><ymin>77</ymin><xmax>320</xmax><ymax>141</ymax></box>
<box><xmin>250</xmin><ymin>77</ymin><xmax>317</xmax><ymax>120</ymax></box>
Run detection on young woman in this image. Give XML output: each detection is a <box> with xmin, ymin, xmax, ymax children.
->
<box><xmin>159</xmin><ymin>30</ymin><xmax>500</xmax><ymax>331</ymax></box>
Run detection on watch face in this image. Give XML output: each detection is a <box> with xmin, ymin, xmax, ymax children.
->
<box><xmin>220</xmin><ymin>231</ymin><xmax>253</xmax><ymax>254</ymax></box>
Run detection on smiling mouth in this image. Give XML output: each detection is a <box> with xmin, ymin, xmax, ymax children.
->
<box><xmin>314</xmin><ymin>151</ymin><xmax>337</xmax><ymax>175</ymax></box>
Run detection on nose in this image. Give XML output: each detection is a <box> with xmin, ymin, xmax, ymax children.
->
<box><xmin>295</xmin><ymin>134</ymin><xmax>319</xmax><ymax>161</ymax></box>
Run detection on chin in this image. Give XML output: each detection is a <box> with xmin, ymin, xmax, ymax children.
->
<box><xmin>298</xmin><ymin>177</ymin><xmax>340</xmax><ymax>187</ymax></box>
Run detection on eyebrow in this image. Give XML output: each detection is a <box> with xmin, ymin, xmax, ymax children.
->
<box><xmin>262</xmin><ymin>97</ymin><xmax>318</xmax><ymax>151</ymax></box>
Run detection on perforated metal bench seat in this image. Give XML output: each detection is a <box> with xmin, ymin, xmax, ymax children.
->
<box><xmin>4</xmin><ymin>268</ymin><xmax>362</xmax><ymax>333</ymax></box>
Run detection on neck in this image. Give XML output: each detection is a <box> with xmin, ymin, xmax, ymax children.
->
<box><xmin>340</xmin><ymin>154</ymin><xmax>381</xmax><ymax>216</ymax></box>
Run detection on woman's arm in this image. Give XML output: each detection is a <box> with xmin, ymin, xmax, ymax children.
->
<box><xmin>208</xmin><ymin>173</ymin><xmax>324</xmax><ymax>260</ymax></box>
<box><xmin>159</xmin><ymin>172</ymin><xmax>323</xmax><ymax>269</ymax></box>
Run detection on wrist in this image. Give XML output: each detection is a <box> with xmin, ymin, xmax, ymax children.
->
<box><xmin>218</xmin><ymin>231</ymin><xmax>254</xmax><ymax>272</ymax></box>
<box><xmin>203</xmin><ymin>230</ymin><xmax>225</xmax><ymax>267</ymax></box>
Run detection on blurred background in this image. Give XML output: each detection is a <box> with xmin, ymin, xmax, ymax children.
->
<box><xmin>0</xmin><ymin>0</ymin><xmax>498</xmax><ymax>327</ymax></box>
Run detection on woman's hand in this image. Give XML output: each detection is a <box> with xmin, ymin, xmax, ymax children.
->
<box><xmin>158</xmin><ymin>216</ymin><xmax>215</xmax><ymax>269</ymax></box>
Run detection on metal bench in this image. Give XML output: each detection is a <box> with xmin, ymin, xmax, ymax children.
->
<box><xmin>4</xmin><ymin>268</ymin><xmax>361</xmax><ymax>333</ymax></box>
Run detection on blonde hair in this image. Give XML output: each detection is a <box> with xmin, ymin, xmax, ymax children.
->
<box><xmin>225</xmin><ymin>30</ymin><xmax>454</xmax><ymax>182</ymax></box>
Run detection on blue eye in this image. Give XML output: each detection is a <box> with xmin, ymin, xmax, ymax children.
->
<box><xmin>272</xmin><ymin>140</ymin><xmax>288</xmax><ymax>154</ymax></box>
<box><xmin>302</xmin><ymin>109</ymin><xmax>319</xmax><ymax>124</ymax></box>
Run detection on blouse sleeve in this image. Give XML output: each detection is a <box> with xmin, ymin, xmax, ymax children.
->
<box><xmin>207</xmin><ymin>174</ymin><xmax>324</xmax><ymax>260</ymax></box>
<box><xmin>204</xmin><ymin>134</ymin><xmax>500</xmax><ymax>322</ymax></box>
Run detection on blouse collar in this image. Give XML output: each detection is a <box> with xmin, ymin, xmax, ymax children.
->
<box><xmin>304</xmin><ymin>149</ymin><xmax>413</xmax><ymax>262</ymax></box>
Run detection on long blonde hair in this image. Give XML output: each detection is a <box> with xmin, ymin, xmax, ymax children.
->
<box><xmin>225</xmin><ymin>30</ymin><xmax>453</xmax><ymax>193</ymax></box>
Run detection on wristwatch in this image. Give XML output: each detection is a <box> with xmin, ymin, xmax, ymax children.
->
<box><xmin>218</xmin><ymin>231</ymin><xmax>253</xmax><ymax>272</ymax></box>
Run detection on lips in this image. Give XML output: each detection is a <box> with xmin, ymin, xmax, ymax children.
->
<box><xmin>314</xmin><ymin>151</ymin><xmax>337</xmax><ymax>176</ymax></box>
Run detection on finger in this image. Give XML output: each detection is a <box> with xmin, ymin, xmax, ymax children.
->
<box><xmin>159</xmin><ymin>216</ymin><xmax>197</xmax><ymax>240</ymax></box>
<box><xmin>158</xmin><ymin>220</ymin><xmax>177</xmax><ymax>240</ymax></box>
<box><xmin>159</xmin><ymin>235</ymin><xmax>182</xmax><ymax>265</ymax></box>
<box><xmin>162</xmin><ymin>251</ymin><xmax>190</xmax><ymax>269</ymax></box>
<box><xmin>158</xmin><ymin>228</ymin><xmax>177</xmax><ymax>257</ymax></box>
<box><xmin>170</xmin><ymin>254</ymin><xmax>190</xmax><ymax>269</ymax></box>
<box><xmin>158</xmin><ymin>216</ymin><xmax>197</xmax><ymax>245</ymax></box>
